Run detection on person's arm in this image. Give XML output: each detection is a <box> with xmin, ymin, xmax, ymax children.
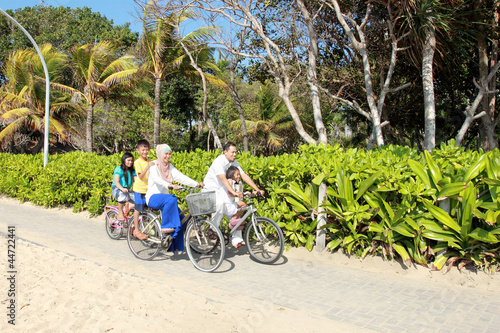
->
<box><xmin>137</xmin><ymin>160</ymin><xmax>155</xmax><ymax>181</ymax></box>
<box><xmin>218</xmin><ymin>174</ymin><xmax>243</xmax><ymax>198</ymax></box>
<box><xmin>171</xmin><ymin>164</ymin><xmax>200</xmax><ymax>188</ymax></box>
<box><xmin>241</xmin><ymin>172</ymin><xmax>264</xmax><ymax>195</ymax></box>
<box><xmin>114</xmin><ymin>174</ymin><xmax>128</xmax><ymax>193</ymax></box>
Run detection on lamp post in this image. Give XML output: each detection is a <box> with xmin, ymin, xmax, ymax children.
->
<box><xmin>0</xmin><ymin>8</ymin><xmax>50</xmax><ymax>167</ymax></box>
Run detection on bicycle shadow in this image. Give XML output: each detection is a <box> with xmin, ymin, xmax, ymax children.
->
<box><xmin>136</xmin><ymin>245</ymin><xmax>288</xmax><ymax>273</ymax></box>
<box><xmin>215</xmin><ymin>246</ymin><xmax>288</xmax><ymax>273</ymax></box>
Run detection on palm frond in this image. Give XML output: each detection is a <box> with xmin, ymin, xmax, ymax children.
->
<box><xmin>0</xmin><ymin>118</ymin><xmax>26</xmax><ymax>141</ymax></box>
<box><xmin>1</xmin><ymin>108</ymin><xmax>32</xmax><ymax>120</ymax></box>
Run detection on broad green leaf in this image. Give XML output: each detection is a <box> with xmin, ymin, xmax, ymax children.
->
<box><xmin>327</xmin><ymin>238</ymin><xmax>342</xmax><ymax>250</ymax></box>
<box><xmin>482</xmin><ymin>178</ymin><xmax>500</xmax><ymax>187</ymax></box>
<box><xmin>312</xmin><ymin>173</ymin><xmax>325</xmax><ymax>186</ymax></box>
<box><xmin>437</xmin><ymin>182</ymin><xmax>467</xmax><ymax>199</ymax></box>
<box><xmin>423</xmin><ymin>200</ymin><xmax>461</xmax><ymax>233</ymax></box>
<box><xmin>463</xmin><ymin>154</ymin><xmax>487</xmax><ymax>182</ymax></box>
<box><xmin>422</xmin><ymin>230</ymin><xmax>460</xmax><ymax>244</ymax></box>
<box><xmin>288</xmin><ymin>182</ymin><xmax>308</xmax><ymax>203</ymax></box>
<box><xmin>393</xmin><ymin>243</ymin><xmax>411</xmax><ymax>263</ymax></box>
<box><xmin>424</xmin><ymin>150</ymin><xmax>442</xmax><ymax>187</ymax></box>
<box><xmin>369</xmin><ymin>222</ymin><xmax>384</xmax><ymax>233</ymax></box>
<box><xmin>355</xmin><ymin>170</ymin><xmax>383</xmax><ymax>201</ymax></box>
<box><xmin>408</xmin><ymin>159</ymin><xmax>431</xmax><ymax>189</ymax></box>
<box><xmin>469</xmin><ymin>228</ymin><xmax>498</xmax><ymax>244</ymax></box>
<box><xmin>305</xmin><ymin>234</ymin><xmax>315</xmax><ymax>251</ymax></box>
<box><xmin>285</xmin><ymin>197</ymin><xmax>309</xmax><ymax>213</ymax></box>
<box><xmin>421</xmin><ymin>219</ymin><xmax>455</xmax><ymax>234</ymax></box>
<box><xmin>393</xmin><ymin>224</ymin><xmax>414</xmax><ymax>238</ymax></box>
<box><xmin>432</xmin><ymin>252</ymin><xmax>452</xmax><ymax>270</ymax></box>
<box><xmin>460</xmin><ymin>182</ymin><xmax>475</xmax><ymax>235</ymax></box>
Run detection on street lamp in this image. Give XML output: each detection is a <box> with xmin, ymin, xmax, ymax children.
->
<box><xmin>0</xmin><ymin>8</ymin><xmax>51</xmax><ymax>167</ymax></box>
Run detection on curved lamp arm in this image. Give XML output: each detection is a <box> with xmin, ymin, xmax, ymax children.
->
<box><xmin>0</xmin><ymin>8</ymin><xmax>50</xmax><ymax>167</ymax></box>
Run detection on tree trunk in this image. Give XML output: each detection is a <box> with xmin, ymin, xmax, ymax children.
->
<box><xmin>316</xmin><ymin>182</ymin><xmax>327</xmax><ymax>252</ymax></box>
<box><xmin>86</xmin><ymin>104</ymin><xmax>94</xmax><ymax>152</ymax></box>
<box><xmin>477</xmin><ymin>6</ymin><xmax>499</xmax><ymax>151</ymax></box>
<box><xmin>330</xmin><ymin>0</ymin><xmax>384</xmax><ymax>148</ymax></box>
<box><xmin>422</xmin><ymin>28</ymin><xmax>436</xmax><ymax>152</ymax></box>
<box><xmin>230</xmin><ymin>65</ymin><xmax>249</xmax><ymax>152</ymax></box>
<box><xmin>153</xmin><ymin>76</ymin><xmax>161</xmax><ymax>148</ymax></box>
<box><xmin>31</xmin><ymin>136</ymin><xmax>44</xmax><ymax>155</ymax></box>
<box><xmin>297</xmin><ymin>0</ymin><xmax>327</xmax><ymax>146</ymax></box>
<box><xmin>277</xmin><ymin>80</ymin><xmax>317</xmax><ymax>144</ymax></box>
<box><xmin>177</xmin><ymin>35</ymin><xmax>222</xmax><ymax>151</ymax></box>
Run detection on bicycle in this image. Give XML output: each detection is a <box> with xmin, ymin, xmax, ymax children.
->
<box><xmin>126</xmin><ymin>187</ymin><xmax>225</xmax><ymax>264</ymax></box>
<box><xmin>104</xmin><ymin>203</ymin><xmax>133</xmax><ymax>240</ymax></box>
<box><xmin>184</xmin><ymin>190</ymin><xmax>285</xmax><ymax>272</ymax></box>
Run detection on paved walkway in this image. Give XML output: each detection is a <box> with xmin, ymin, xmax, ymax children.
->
<box><xmin>1</xmin><ymin>199</ymin><xmax>499</xmax><ymax>332</ymax></box>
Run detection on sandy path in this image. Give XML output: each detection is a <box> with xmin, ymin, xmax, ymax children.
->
<box><xmin>1</xmin><ymin>196</ymin><xmax>499</xmax><ymax>332</ymax></box>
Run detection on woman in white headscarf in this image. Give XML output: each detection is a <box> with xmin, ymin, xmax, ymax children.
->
<box><xmin>146</xmin><ymin>144</ymin><xmax>203</xmax><ymax>252</ymax></box>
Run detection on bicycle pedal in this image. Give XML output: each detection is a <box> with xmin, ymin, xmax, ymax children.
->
<box><xmin>161</xmin><ymin>235</ymin><xmax>173</xmax><ymax>248</ymax></box>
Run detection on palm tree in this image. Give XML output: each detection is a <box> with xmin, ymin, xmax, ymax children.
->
<box><xmin>230</xmin><ymin>81</ymin><xmax>294</xmax><ymax>155</ymax></box>
<box><xmin>140</xmin><ymin>1</ymin><xmax>226</xmax><ymax>147</ymax></box>
<box><xmin>399</xmin><ymin>0</ymin><xmax>454</xmax><ymax>151</ymax></box>
<box><xmin>0</xmin><ymin>44</ymin><xmax>84</xmax><ymax>153</ymax></box>
<box><xmin>69</xmin><ymin>41</ymin><xmax>138</xmax><ymax>152</ymax></box>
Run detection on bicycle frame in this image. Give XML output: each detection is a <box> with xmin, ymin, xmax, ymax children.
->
<box><xmin>104</xmin><ymin>205</ymin><xmax>133</xmax><ymax>229</ymax></box>
<box><xmin>224</xmin><ymin>198</ymin><xmax>264</xmax><ymax>240</ymax></box>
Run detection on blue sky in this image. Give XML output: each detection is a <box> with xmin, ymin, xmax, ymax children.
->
<box><xmin>0</xmin><ymin>0</ymin><xmax>142</xmax><ymax>32</ymax></box>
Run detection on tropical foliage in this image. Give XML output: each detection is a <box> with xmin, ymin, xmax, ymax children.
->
<box><xmin>1</xmin><ymin>142</ymin><xmax>500</xmax><ymax>272</ymax></box>
<box><xmin>0</xmin><ymin>44</ymin><xmax>84</xmax><ymax>152</ymax></box>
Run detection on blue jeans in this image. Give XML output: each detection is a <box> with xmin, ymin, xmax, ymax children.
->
<box><xmin>147</xmin><ymin>194</ymin><xmax>185</xmax><ymax>252</ymax></box>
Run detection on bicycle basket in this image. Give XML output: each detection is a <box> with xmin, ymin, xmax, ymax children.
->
<box><xmin>185</xmin><ymin>191</ymin><xmax>216</xmax><ymax>216</ymax></box>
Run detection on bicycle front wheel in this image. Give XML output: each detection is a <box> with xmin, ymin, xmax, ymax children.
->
<box><xmin>127</xmin><ymin>212</ymin><xmax>162</xmax><ymax>260</ymax></box>
<box><xmin>185</xmin><ymin>218</ymin><xmax>225</xmax><ymax>272</ymax></box>
<box><xmin>105</xmin><ymin>209</ymin><xmax>122</xmax><ymax>240</ymax></box>
<box><xmin>245</xmin><ymin>217</ymin><xmax>284</xmax><ymax>264</ymax></box>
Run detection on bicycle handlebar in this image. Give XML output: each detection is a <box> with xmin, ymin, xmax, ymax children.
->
<box><xmin>168</xmin><ymin>185</ymin><xmax>203</xmax><ymax>193</ymax></box>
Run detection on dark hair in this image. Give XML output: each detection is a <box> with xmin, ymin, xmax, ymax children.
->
<box><xmin>136</xmin><ymin>139</ymin><xmax>150</xmax><ymax>149</ymax></box>
<box><xmin>226</xmin><ymin>166</ymin><xmax>240</xmax><ymax>181</ymax></box>
<box><xmin>120</xmin><ymin>152</ymin><xmax>135</xmax><ymax>187</ymax></box>
<box><xmin>223</xmin><ymin>141</ymin><xmax>236</xmax><ymax>152</ymax></box>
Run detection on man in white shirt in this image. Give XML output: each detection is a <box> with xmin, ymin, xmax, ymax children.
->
<box><xmin>203</xmin><ymin>142</ymin><xmax>264</xmax><ymax>246</ymax></box>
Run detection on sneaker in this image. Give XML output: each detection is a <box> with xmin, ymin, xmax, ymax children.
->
<box><xmin>231</xmin><ymin>230</ymin><xmax>244</xmax><ymax>248</ymax></box>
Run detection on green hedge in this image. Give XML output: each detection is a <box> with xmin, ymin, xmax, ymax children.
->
<box><xmin>1</xmin><ymin>141</ymin><xmax>499</xmax><ymax>272</ymax></box>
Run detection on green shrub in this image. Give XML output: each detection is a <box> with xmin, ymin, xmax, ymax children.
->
<box><xmin>1</xmin><ymin>141</ymin><xmax>499</xmax><ymax>272</ymax></box>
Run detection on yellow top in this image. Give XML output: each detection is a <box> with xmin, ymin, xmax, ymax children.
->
<box><xmin>133</xmin><ymin>158</ymin><xmax>150</xmax><ymax>194</ymax></box>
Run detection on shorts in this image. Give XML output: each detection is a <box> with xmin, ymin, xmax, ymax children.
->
<box><xmin>111</xmin><ymin>186</ymin><xmax>135</xmax><ymax>204</ymax></box>
<box><xmin>223</xmin><ymin>200</ymin><xmax>238</xmax><ymax>218</ymax></box>
<box><xmin>134</xmin><ymin>192</ymin><xmax>147</xmax><ymax>211</ymax></box>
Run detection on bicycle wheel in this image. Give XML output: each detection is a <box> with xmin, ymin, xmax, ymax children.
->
<box><xmin>105</xmin><ymin>209</ymin><xmax>122</xmax><ymax>239</ymax></box>
<box><xmin>245</xmin><ymin>217</ymin><xmax>284</xmax><ymax>264</ymax></box>
<box><xmin>127</xmin><ymin>212</ymin><xmax>162</xmax><ymax>260</ymax></box>
<box><xmin>185</xmin><ymin>218</ymin><xmax>225</xmax><ymax>272</ymax></box>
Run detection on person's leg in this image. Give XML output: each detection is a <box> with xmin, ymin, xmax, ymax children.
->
<box><xmin>225</xmin><ymin>201</ymin><xmax>244</xmax><ymax>247</ymax></box>
<box><xmin>117</xmin><ymin>202</ymin><xmax>125</xmax><ymax>220</ymax></box>
<box><xmin>132</xmin><ymin>192</ymin><xmax>147</xmax><ymax>240</ymax></box>
<box><xmin>148</xmin><ymin>194</ymin><xmax>183</xmax><ymax>249</ymax></box>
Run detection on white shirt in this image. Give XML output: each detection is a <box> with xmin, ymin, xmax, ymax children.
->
<box><xmin>146</xmin><ymin>162</ymin><xmax>198</xmax><ymax>204</ymax></box>
<box><xmin>203</xmin><ymin>154</ymin><xmax>245</xmax><ymax>191</ymax></box>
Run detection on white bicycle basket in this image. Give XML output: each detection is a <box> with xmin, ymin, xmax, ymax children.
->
<box><xmin>185</xmin><ymin>191</ymin><xmax>216</xmax><ymax>216</ymax></box>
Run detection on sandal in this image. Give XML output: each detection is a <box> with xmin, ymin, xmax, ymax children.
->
<box><xmin>133</xmin><ymin>229</ymin><xmax>148</xmax><ymax>240</ymax></box>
